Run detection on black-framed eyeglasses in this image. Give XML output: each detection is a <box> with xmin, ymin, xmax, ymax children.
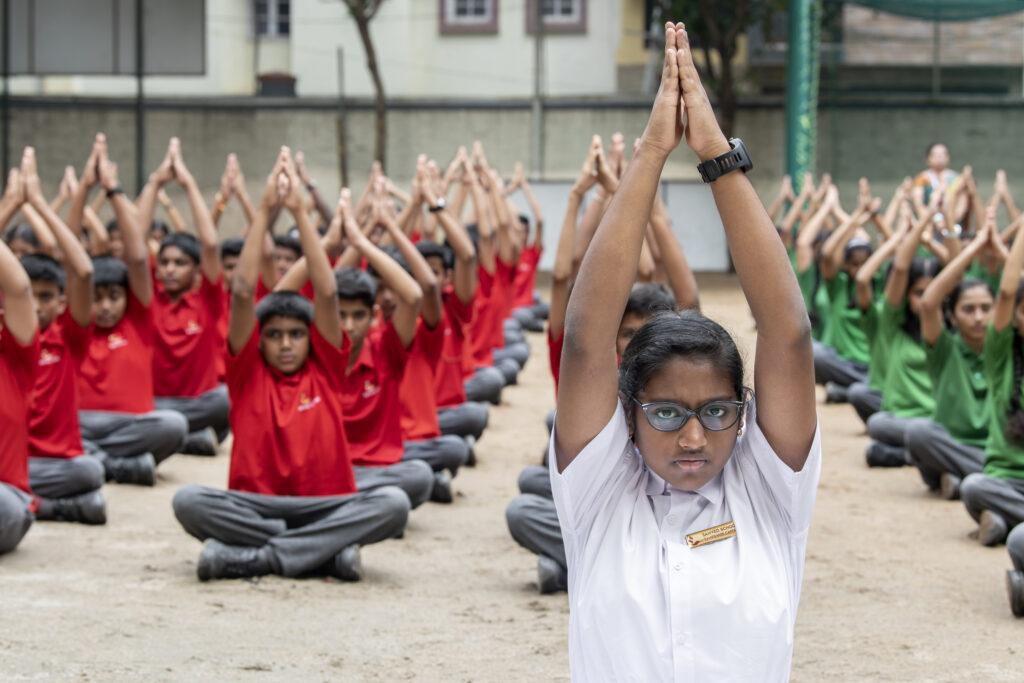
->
<box><xmin>633</xmin><ymin>394</ymin><xmax>748</xmax><ymax>433</ymax></box>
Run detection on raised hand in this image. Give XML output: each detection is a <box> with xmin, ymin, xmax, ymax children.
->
<box><xmin>294</xmin><ymin>151</ymin><xmax>313</xmax><ymax>187</ymax></box>
<box><xmin>608</xmin><ymin>132</ymin><xmax>626</xmax><ymax>178</ymax></box>
<box><xmin>20</xmin><ymin>147</ymin><xmax>45</xmax><ymax>205</ymax></box>
<box><xmin>674</xmin><ymin>24</ymin><xmax>730</xmax><ymax>161</ymax></box>
<box><xmin>781</xmin><ymin>174</ymin><xmax>794</xmax><ymax>201</ymax></box>
<box><xmin>260</xmin><ymin>147</ymin><xmax>290</xmax><ymax>211</ymax></box>
<box><xmin>2</xmin><ymin>168</ymin><xmax>23</xmax><ymax>208</ymax></box>
<box><xmin>995</xmin><ymin>169</ymin><xmax>1009</xmax><ymax>197</ymax></box>
<box><xmin>80</xmin><ymin>135</ymin><xmax>104</xmax><ymax>190</ymax></box>
<box><xmin>151</xmin><ymin>139</ymin><xmax>175</xmax><ymax>185</ymax></box>
<box><xmin>571</xmin><ymin>148</ymin><xmax>598</xmax><ymax>197</ymax></box>
<box><xmin>639</xmin><ymin>22</ymin><xmax>687</xmax><ymax>158</ymax></box>
<box><xmin>97</xmin><ymin>136</ymin><xmax>120</xmax><ymax>191</ymax></box>
<box><xmin>168</xmin><ymin>137</ymin><xmax>197</xmax><ymax>187</ymax></box>
<box><xmin>281</xmin><ymin>149</ymin><xmax>305</xmax><ymax>212</ymax></box>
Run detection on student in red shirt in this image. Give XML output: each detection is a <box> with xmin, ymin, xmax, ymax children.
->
<box><xmin>72</xmin><ymin>136</ymin><xmax>189</xmax><ymax>486</ymax></box>
<box><xmin>506</xmin><ymin>166</ymin><xmax>547</xmax><ymax>332</ymax></box>
<box><xmin>138</xmin><ymin>139</ymin><xmax>230</xmax><ymax>456</ymax></box>
<box><xmin>19</xmin><ymin>148</ymin><xmax>105</xmax><ymax>524</ymax></box>
<box><xmin>374</xmin><ymin>194</ymin><xmax>471</xmax><ymax>478</ymax></box>
<box><xmin>0</xmin><ymin>172</ymin><xmax>39</xmax><ymax>555</ymax></box>
<box><xmin>172</xmin><ymin>148</ymin><xmax>408</xmax><ymax>582</ymax></box>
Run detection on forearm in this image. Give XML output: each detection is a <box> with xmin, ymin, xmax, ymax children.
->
<box><xmin>552</xmin><ymin>193</ymin><xmax>581</xmax><ymax>281</ymax></box>
<box><xmin>22</xmin><ymin>204</ymin><xmax>57</xmax><ymax>255</ymax></box>
<box><xmin>135</xmin><ymin>180</ymin><xmax>162</xmax><ymax>237</ymax></box>
<box><xmin>236</xmin><ymin>209</ymin><xmax>270</xmax><ymax>297</ymax></box>
<box><xmin>30</xmin><ymin>196</ymin><xmax>91</xmax><ymax>278</ymax></box>
<box><xmin>650</xmin><ymin>210</ymin><xmax>698</xmax><ymax>309</ymax></box>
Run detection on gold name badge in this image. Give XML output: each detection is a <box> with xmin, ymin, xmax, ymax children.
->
<box><xmin>685</xmin><ymin>521</ymin><xmax>737</xmax><ymax>549</ymax></box>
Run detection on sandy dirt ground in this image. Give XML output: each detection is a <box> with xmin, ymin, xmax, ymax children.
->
<box><xmin>2</xmin><ymin>274</ymin><xmax>1023</xmax><ymax>681</ymax></box>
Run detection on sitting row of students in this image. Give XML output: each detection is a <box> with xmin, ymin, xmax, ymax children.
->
<box><xmin>0</xmin><ymin>133</ymin><xmax>549</xmax><ymax>581</ymax></box>
<box><xmin>772</xmin><ymin>150</ymin><xmax>1024</xmax><ymax>618</ymax></box>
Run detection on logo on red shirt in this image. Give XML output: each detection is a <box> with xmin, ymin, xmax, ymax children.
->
<box><xmin>297</xmin><ymin>392</ymin><xmax>322</xmax><ymax>412</ymax></box>
<box><xmin>107</xmin><ymin>333</ymin><xmax>128</xmax><ymax>350</ymax></box>
<box><xmin>185</xmin><ymin>320</ymin><xmax>202</xmax><ymax>336</ymax></box>
<box><xmin>362</xmin><ymin>380</ymin><xmax>380</xmax><ymax>399</ymax></box>
<box><xmin>39</xmin><ymin>349</ymin><xmax>62</xmax><ymax>366</ymax></box>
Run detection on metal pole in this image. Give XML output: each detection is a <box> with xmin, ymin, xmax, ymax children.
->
<box><xmin>135</xmin><ymin>0</ymin><xmax>145</xmax><ymax>194</ymax></box>
<box><xmin>531</xmin><ymin>1</ymin><xmax>544</xmax><ymax>179</ymax></box>
<box><xmin>2</xmin><ymin>0</ymin><xmax>9</xmax><ymax>178</ymax></box>
<box><xmin>336</xmin><ymin>46</ymin><xmax>348</xmax><ymax>188</ymax></box>
<box><xmin>931</xmin><ymin>20</ymin><xmax>940</xmax><ymax>97</ymax></box>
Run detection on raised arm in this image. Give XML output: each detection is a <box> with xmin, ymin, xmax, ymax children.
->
<box><xmin>794</xmin><ymin>186</ymin><xmax>835</xmax><ymax>273</ymax></box>
<box><xmin>170</xmin><ymin>139</ymin><xmax>222</xmax><ymax>283</ymax></box>
<box><xmin>67</xmin><ymin>137</ymin><xmax>110</xmax><ymax>256</ymax></box>
<box><xmin>548</xmin><ymin>160</ymin><xmax>594</xmax><ymax>341</ymax></box>
<box><xmin>347</xmin><ymin>209</ymin><xmax>422</xmax><ymax>348</ymax></box>
<box><xmin>0</xmin><ymin>171</ymin><xmax>34</xmax><ymax>343</ymax></box>
<box><xmin>380</xmin><ymin>197</ymin><xmax>441</xmax><ymax>328</ymax></box>
<box><xmin>854</xmin><ymin>224</ymin><xmax>903</xmax><ymax>311</ymax></box>
<box><xmin>819</xmin><ymin>200</ymin><xmax>865</xmax><ymax>281</ymax></box>
<box><xmin>423</xmin><ymin>177</ymin><xmax>477</xmax><ymax>305</ymax></box>
<box><xmin>995</xmin><ymin>198</ymin><xmax>1024</xmax><ymax>332</ymax></box>
<box><xmin>465</xmin><ymin>161</ymin><xmax>496</xmax><ymax>274</ymax></box>
<box><xmin>649</xmin><ymin>193</ymin><xmax>699</xmax><ymax>310</ymax></box>
<box><xmin>885</xmin><ymin>203</ymin><xmax>934</xmax><ymax>308</ymax></box>
<box><xmin>921</xmin><ymin>212</ymin><xmax>992</xmax><ymax>345</ymax></box>
<box><xmin>518</xmin><ymin>170</ymin><xmax>545</xmax><ymax>249</ymax></box>
<box><xmin>295</xmin><ymin>151</ymin><xmax>334</xmax><ymax>228</ymax></box>
<box><xmin>20</xmin><ymin>203</ymin><xmax>57</xmax><ymax>256</ymax></box>
<box><xmin>23</xmin><ymin>148</ymin><xmax>93</xmax><ymax>327</ymax></box>
<box><xmin>136</xmin><ymin>140</ymin><xmax>175</xmax><ymax>239</ymax></box>
<box><xmin>157</xmin><ymin>189</ymin><xmax>188</xmax><ymax>234</ymax></box>
<box><xmin>99</xmin><ymin>137</ymin><xmax>151</xmax><ymax>306</ymax></box>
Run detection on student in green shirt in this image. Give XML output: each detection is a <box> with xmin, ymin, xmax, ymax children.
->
<box><xmin>848</xmin><ymin>219</ymin><xmax>909</xmax><ymax>424</ymax></box>
<box><xmin>791</xmin><ymin>177</ymin><xmax>838</xmax><ymax>342</ymax></box>
<box><xmin>812</xmin><ymin>189</ymin><xmax>876</xmax><ymax>402</ymax></box>
<box><xmin>864</xmin><ymin>208</ymin><xmax>941</xmax><ymax>467</ymax></box>
<box><xmin>905</xmin><ymin>220</ymin><xmax>995</xmax><ymax>499</ymax></box>
<box><xmin>960</xmin><ymin>218</ymin><xmax>1024</xmax><ymax>551</ymax></box>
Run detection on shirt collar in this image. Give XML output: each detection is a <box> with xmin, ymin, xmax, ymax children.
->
<box><xmin>642</xmin><ymin>459</ymin><xmax>724</xmax><ymax>506</ymax></box>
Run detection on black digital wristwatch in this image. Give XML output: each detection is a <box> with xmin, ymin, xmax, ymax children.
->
<box><xmin>696</xmin><ymin>138</ymin><xmax>753</xmax><ymax>183</ymax></box>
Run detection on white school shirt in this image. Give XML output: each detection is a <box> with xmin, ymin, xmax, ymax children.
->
<box><xmin>549</xmin><ymin>399</ymin><xmax>821</xmax><ymax>682</ymax></box>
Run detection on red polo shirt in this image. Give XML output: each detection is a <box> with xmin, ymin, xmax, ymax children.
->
<box><xmin>76</xmin><ymin>291</ymin><xmax>156</xmax><ymax>414</ymax></box>
<box><xmin>216</xmin><ymin>288</ymin><xmax>230</xmax><ymax>382</ymax></box>
<box><xmin>0</xmin><ymin>328</ymin><xmax>39</xmax><ymax>494</ymax></box>
<box><xmin>492</xmin><ymin>256</ymin><xmax>517</xmax><ymax>344</ymax></box>
<box><xmin>152</xmin><ymin>273</ymin><xmax>225</xmax><ymax>398</ymax></box>
<box><xmin>28</xmin><ymin>312</ymin><xmax>87</xmax><ymax>459</ymax></box>
<box><xmin>342</xmin><ymin>322</ymin><xmax>408</xmax><ymax>467</ymax></box>
<box><xmin>469</xmin><ymin>265</ymin><xmax>496</xmax><ymax>369</ymax></box>
<box><xmin>227</xmin><ymin>324</ymin><xmax>356</xmax><ymax>496</ymax></box>
<box><xmin>435</xmin><ymin>289</ymin><xmax>473</xmax><ymax>407</ymax></box>
<box><xmin>399</xmin><ymin>318</ymin><xmax>445</xmax><ymax>440</ymax></box>
<box><xmin>513</xmin><ymin>244</ymin><xmax>542</xmax><ymax>308</ymax></box>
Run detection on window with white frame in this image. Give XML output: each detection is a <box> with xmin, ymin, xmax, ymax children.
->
<box><xmin>440</xmin><ymin>0</ymin><xmax>499</xmax><ymax>35</ymax></box>
<box><xmin>255</xmin><ymin>0</ymin><xmax>290</xmax><ymax>38</ymax></box>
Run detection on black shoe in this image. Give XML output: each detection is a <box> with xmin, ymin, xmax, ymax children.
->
<box><xmin>979</xmin><ymin>510</ymin><xmax>1008</xmax><ymax>547</ymax></box>
<box><xmin>1007</xmin><ymin>570</ymin><xmax>1024</xmax><ymax>618</ymax></box>
<box><xmin>106</xmin><ymin>453</ymin><xmax>156</xmax><ymax>486</ymax></box>
<box><xmin>465</xmin><ymin>436</ymin><xmax>477</xmax><ymax>468</ymax></box>
<box><xmin>197</xmin><ymin>540</ymin><xmax>272</xmax><ymax>582</ymax></box>
<box><xmin>537</xmin><ymin>555</ymin><xmax>568</xmax><ymax>594</ymax></box>
<box><xmin>38</xmin><ymin>490</ymin><xmax>107</xmax><ymax>525</ymax></box>
<box><xmin>824</xmin><ymin>382</ymin><xmax>848</xmax><ymax>404</ymax></box>
<box><xmin>181</xmin><ymin>428</ymin><xmax>218</xmax><ymax>457</ymax></box>
<box><xmin>327</xmin><ymin>544</ymin><xmax>362</xmax><ymax>582</ymax></box>
<box><xmin>865</xmin><ymin>443</ymin><xmax>907</xmax><ymax>468</ymax></box>
<box><xmin>430</xmin><ymin>470</ymin><xmax>454</xmax><ymax>504</ymax></box>
<box><xmin>939</xmin><ymin>473</ymin><xmax>962</xmax><ymax>500</ymax></box>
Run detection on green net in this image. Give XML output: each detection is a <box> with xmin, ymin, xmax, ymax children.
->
<box><xmin>848</xmin><ymin>1</ymin><xmax>1024</xmax><ymax>22</ymax></box>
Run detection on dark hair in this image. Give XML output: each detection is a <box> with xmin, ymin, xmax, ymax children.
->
<box><xmin>926</xmin><ymin>142</ymin><xmax>947</xmax><ymax>157</ymax></box>
<box><xmin>619</xmin><ymin>311</ymin><xmax>744</xmax><ymax>430</ymax></box>
<box><xmin>843</xmin><ymin>239</ymin><xmax>872</xmax><ymax>262</ymax></box>
<box><xmin>150</xmin><ymin>220</ymin><xmax>170</xmax><ymax>237</ymax></box>
<box><xmin>21</xmin><ymin>254</ymin><xmax>66</xmax><ymax>290</ymax></box>
<box><xmin>624</xmin><ymin>283</ymin><xmax>676</xmax><ymax>319</ymax></box>
<box><xmin>417</xmin><ymin>240</ymin><xmax>454</xmax><ymax>270</ymax></box>
<box><xmin>92</xmin><ymin>256</ymin><xmax>129</xmax><ymax>288</ymax></box>
<box><xmin>518</xmin><ymin>213</ymin><xmax>530</xmax><ymax>229</ymax></box>
<box><xmin>273</xmin><ymin>234</ymin><xmax>302</xmax><ymax>259</ymax></box>
<box><xmin>105</xmin><ymin>219</ymin><xmax>121</xmax><ymax>235</ymax></box>
<box><xmin>158</xmin><ymin>232</ymin><xmax>201</xmax><ymax>264</ymax></box>
<box><xmin>367</xmin><ymin>245</ymin><xmax>409</xmax><ymax>279</ymax></box>
<box><xmin>220</xmin><ymin>237</ymin><xmax>244</xmax><ymax>259</ymax></box>
<box><xmin>4</xmin><ymin>223</ymin><xmax>38</xmax><ymax>247</ymax></box>
<box><xmin>944</xmin><ymin>277</ymin><xmax>993</xmax><ymax>328</ymax></box>
<box><xmin>900</xmin><ymin>257</ymin><xmax>941</xmax><ymax>342</ymax></box>
<box><xmin>335</xmin><ymin>267</ymin><xmax>377</xmax><ymax>309</ymax></box>
<box><xmin>255</xmin><ymin>290</ymin><xmax>313</xmax><ymax>329</ymax></box>
<box><xmin>464</xmin><ymin>223</ymin><xmax>481</xmax><ymax>253</ymax></box>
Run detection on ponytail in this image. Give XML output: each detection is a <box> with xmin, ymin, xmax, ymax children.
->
<box><xmin>1005</xmin><ymin>331</ymin><xmax>1024</xmax><ymax>446</ymax></box>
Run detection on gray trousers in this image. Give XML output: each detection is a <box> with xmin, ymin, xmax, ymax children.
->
<box><xmin>0</xmin><ymin>482</ymin><xmax>33</xmax><ymax>555</ymax></box>
<box><xmin>155</xmin><ymin>384</ymin><xmax>230</xmax><ymax>442</ymax></box>
<box><xmin>79</xmin><ymin>409</ymin><xmax>188</xmax><ymax>464</ymax></box>
<box><xmin>403</xmin><ymin>435</ymin><xmax>469</xmax><ymax>475</ymax></box>
<box><xmin>494</xmin><ymin>357</ymin><xmax>522</xmax><ymax>386</ymax></box>
<box><xmin>512</xmin><ymin>306</ymin><xmax>545</xmax><ymax>333</ymax></box>
<box><xmin>904</xmin><ymin>419</ymin><xmax>985</xmax><ymax>490</ymax></box>
<box><xmin>437</xmin><ymin>402</ymin><xmax>489</xmax><ymax>440</ymax></box>
<box><xmin>353</xmin><ymin>461</ymin><xmax>434</xmax><ymax>510</ymax></box>
<box><xmin>518</xmin><ymin>465</ymin><xmax>552</xmax><ymax>499</ymax></box>
<box><xmin>813</xmin><ymin>340</ymin><xmax>868</xmax><ymax>388</ymax></box>
<box><xmin>506</xmin><ymin>494</ymin><xmax>565</xmax><ymax>571</ymax></box>
<box><xmin>494</xmin><ymin>341</ymin><xmax>530</xmax><ymax>369</ymax></box>
<box><xmin>961</xmin><ymin>473</ymin><xmax>1024</xmax><ymax>529</ymax></box>
<box><xmin>28</xmin><ymin>455</ymin><xmax>104</xmax><ymax>500</ymax></box>
<box><xmin>465</xmin><ymin>366</ymin><xmax>506</xmax><ymax>405</ymax></box>
<box><xmin>848</xmin><ymin>381</ymin><xmax>882</xmax><ymax>425</ymax></box>
<box><xmin>1008</xmin><ymin>524</ymin><xmax>1024</xmax><ymax>572</ymax></box>
<box><xmin>867</xmin><ymin>411</ymin><xmax>914</xmax><ymax>450</ymax></box>
<box><xmin>172</xmin><ymin>483</ymin><xmax>409</xmax><ymax>577</ymax></box>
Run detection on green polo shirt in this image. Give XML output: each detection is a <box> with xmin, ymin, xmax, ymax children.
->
<box><xmin>879</xmin><ymin>301</ymin><xmax>934</xmax><ymax>418</ymax></box>
<box><xmin>982</xmin><ymin>325</ymin><xmax>1024</xmax><ymax>480</ymax></box>
<box><xmin>797</xmin><ymin>262</ymin><xmax>829</xmax><ymax>341</ymax></box>
<box><xmin>822</xmin><ymin>271</ymin><xmax>869</xmax><ymax>365</ymax></box>
<box><xmin>862</xmin><ymin>300</ymin><xmax>889</xmax><ymax>392</ymax></box>
<box><xmin>926</xmin><ymin>329</ymin><xmax>989</xmax><ymax>447</ymax></box>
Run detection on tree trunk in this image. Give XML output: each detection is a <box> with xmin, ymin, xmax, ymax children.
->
<box><xmin>716</xmin><ymin>47</ymin><xmax>737</xmax><ymax>138</ymax></box>
<box><xmin>353</xmin><ymin>13</ymin><xmax>387</xmax><ymax>170</ymax></box>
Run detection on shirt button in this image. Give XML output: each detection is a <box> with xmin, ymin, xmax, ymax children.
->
<box><xmin>665</xmin><ymin>514</ymin><xmax>678</xmax><ymax>525</ymax></box>
<box><xmin>673</xmin><ymin>563</ymin><xmax>683</xmax><ymax>571</ymax></box>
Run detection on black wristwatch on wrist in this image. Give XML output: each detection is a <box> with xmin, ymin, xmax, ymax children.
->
<box><xmin>696</xmin><ymin>138</ymin><xmax>753</xmax><ymax>183</ymax></box>
<box><xmin>428</xmin><ymin>197</ymin><xmax>447</xmax><ymax>213</ymax></box>
<box><xmin>105</xmin><ymin>186</ymin><xmax>125</xmax><ymax>199</ymax></box>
